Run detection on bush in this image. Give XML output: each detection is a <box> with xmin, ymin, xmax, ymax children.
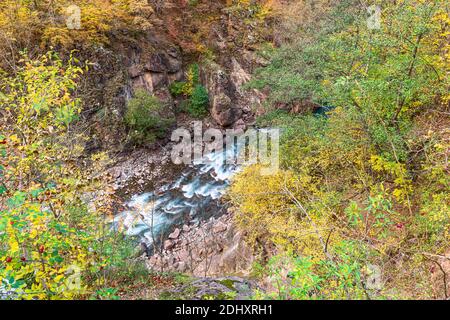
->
<box><xmin>230</xmin><ymin>0</ymin><xmax>450</xmax><ymax>299</ymax></box>
<box><xmin>169</xmin><ymin>81</ymin><xmax>187</xmax><ymax>96</ymax></box>
<box><xmin>0</xmin><ymin>52</ymin><xmax>116</xmax><ymax>299</ymax></box>
<box><xmin>168</xmin><ymin>63</ymin><xmax>209</xmax><ymax>118</ymax></box>
<box><xmin>258</xmin><ymin>242</ymin><xmax>373</xmax><ymax>300</ymax></box>
<box><xmin>186</xmin><ymin>85</ymin><xmax>209</xmax><ymax>118</ymax></box>
<box><xmin>169</xmin><ymin>63</ymin><xmax>201</xmax><ymax>97</ymax></box>
<box><xmin>0</xmin><ymin>0</ymin><xmax>154</xmax><ymax>70</ymax></box>
<box><xmin>124</xmin><ymin>89</ymin><xmax>174</xmax><ymax>145</ymax></box>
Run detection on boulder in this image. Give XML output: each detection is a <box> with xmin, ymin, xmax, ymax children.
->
<box><xmin>233</xmin><ymin>119</ymin><xmax>246</xmax><ymax>131</ymax></box>
<box><xmin>213</xmin><ymin>221</ymin><xmax>228</xmax><ymax>234</ymax></box>
<box><xmin>203</xmin><ymin>59</ymin><xmax>257</xmax><ymax>127</ymax></box>
<box><xmin>169</xmin><ymin>228</ymin><xmax>181</xmax><ymax>239</ymax></box>
<box><xmin>230</xmin><ymin>58</ymin><xmax>251</xmax><ymax>95</ymax></box>
<box><xmin>128</xmin><ymin>65</ymin><xmax>142</xmax><ymax>78</ymax></box>
<box><xmin>165</xmin><ymin>277</ymin><xmax>261</xmax><ymax>300</ymax></box>
<box><xmin>211</xmin><ymin>93</ymin><xmax>236</xmax><ymax>127</ymax></box>
<box><xmin>166</xmin><ymin>56</ymin><xmax>182</xmax><ymax>73</ymax></box>
<box><xmin>144</xmin><ymin>53</ymin><xmax>166</xmax><ymax>73</ymax></box>
<box><xmin>164</xmin><ymin>239</ymin><xmax>174</xmax><ymax>250</ymax></box>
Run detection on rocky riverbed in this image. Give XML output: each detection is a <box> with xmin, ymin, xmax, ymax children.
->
<box><xmin>108</xmin><ymin>130</ymin><xmax>260</xmax><ymax>279</ymax></box>
<box><xmin>146</xmin><ymin>210</ymin><xmax>255</xmax><ymax>277</ymax></box>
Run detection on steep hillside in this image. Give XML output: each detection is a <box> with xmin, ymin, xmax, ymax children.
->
<box><xmin>0</xmin><ymin>0</ymin><xmax>448</xmax><ymax>301</ymax></box>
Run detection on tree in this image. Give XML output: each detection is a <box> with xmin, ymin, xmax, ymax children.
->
<box><xmin>0</xmin><ymin>51</ymin><xmax>114</xmax><ymax>299</ymax></box>
<box><xmin>231</xmin><ymin>0</ymin><xmax>449</xmax><ymax>299</ymax></box>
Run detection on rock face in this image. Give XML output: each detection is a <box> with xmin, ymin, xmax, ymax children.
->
<box><xmin>430</xmin><ymin>250</ymin><xmax>450</xmax><ymax>299</ymax></box>
<box><xmin>128</xmin><ymin>48</ymin><xmax>183</xmax><ymax>101</ymax></box>
<box><xmin>78</xmin><ymin>0</ymin><xmax>279</xmax><ymax>153</ymax></box>
<box><xmin>203</xmin><ymin>56</ymin><xmax>265</xmax><ymax>128</ymax></box>
<box><xmin>126</xmin><ymin>44</ymin><xmax>263</xmax><ymax>129</ymax></box>
<box><xmin>128</xmin><ymin>49</ymin><xmax>264</xmax><ymax>129</ymax></box>
<box><xmin>211</xmin><ymin>91</ymin><xmax>236</xmax><ymax>127</ymax></box>
<box><xmin>146</xmin><ymin>212</ymin><xmax>255</xmax><ymax>277</ymax></box>
<box><xmin>119</xmin><ymin>0</ymin><xmax>272</xmax><ymax>130</ymax></box>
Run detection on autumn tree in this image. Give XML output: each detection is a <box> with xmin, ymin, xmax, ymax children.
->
<box><xmin>231</xmin><ymin>0</ymin><xmax>449</xmax><ymax>299</ymax></box>
<box><xmin>0</xmin><ymin>52</ymin><xmax>116</xmax><ymax>299</ymax></box>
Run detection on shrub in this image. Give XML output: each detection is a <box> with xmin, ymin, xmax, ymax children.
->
<box><xmin>230</xmin><ymin>0</ymin><xmax>450</xmax><ymax>299</ymax></box>
<box><xmin>259</xmin><ymin>243</ymin><xmax>373</xmax><ymax>300</ymax></box>
<box><xmin>124</xmin><ymin>89</ymin><xmax>174</xmax><ymax>145</ymax></box>
<box><xmin>169</xmin><ymin>63</ymin><xmax>201</xmax><ymax>97</ymax></box>
<box><xmin>186</xmin><ymin>85</ymin><xmax>209</xmax><ymax>118</ymax></box>
<box><xmin>0</xmin><ymin>0</ymin><xmax>155</xmax><ymax>70</ymax></box>
<box><xmin>0</xmin><ymin>52</ymin><xmax>116</xmax><ymax>299</ymax></box>
<box><xmin>168</xmin><ymin>63</ymin><xmax>209</xmax><ymax>118</ymax></box>
<box><xmin>184</xmin><ymin>63</ymin><xmax>200</xmax><ymax>94</ymax></box>
<box><xmin>169</xmin><ymin>81</ymin><xmax>187</xmax><ymax>96</ymax></box>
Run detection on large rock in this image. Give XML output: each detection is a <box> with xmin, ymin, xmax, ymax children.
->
<box><xmin>169</xmin><ymin>228</ymin><xmax>181</xmax><ymax>239</ymax></box>
<box><xmin>130</xmin><ymin>49</ymin><xmax>183</xmax><ymax>95</ymax></box>
<box><xmin>211</xmin><ymin>93</ymin><xmax>236</xmax><ymax>127</ymax></box>
<box><xmin>204</xmin><ymin>65</ymin><xmax>242</xmax><ymax>127</ymax></box>
<box><xmin>144</xmin><ymin>53</ymin><xmax>166</xmax><ymax>73</ymax></box>
<box><xmin>146</xmin><ymin>212</ymin><xmax>255</xmax><ymax>277</ymax></box>
<box><xmin>430</xmin><ymin>250</ymin><xmax>450</xmax><ymax>299</ymax></box>
<box><xmin>230</xmin><ymin>58</ymin><xmax>251</xmax><ymax>95</ymax></box>
<box><xmin>203</xmin><ymin>57</ymin><xmax>262</xmax><ymax>127</ymax></box>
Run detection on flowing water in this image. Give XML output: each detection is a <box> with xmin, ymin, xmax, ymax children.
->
<box><xmin>113</xmin><ymin>145</ymin><xmax>241</xmax><ymax>247</ymax></box>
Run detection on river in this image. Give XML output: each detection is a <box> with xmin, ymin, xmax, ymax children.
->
<box><xmin>112</xmin><ymin>143</ymin><xmax>241</xmax><ymax>248</ymax></box>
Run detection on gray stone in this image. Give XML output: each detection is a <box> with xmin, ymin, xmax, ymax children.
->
<box><xmin>166</xmin><ymin>57</ymin><xmax>182</xmax><ymax>73</ymax></box>
<box><xmin>169</xmin><ymin>228</ymin><xmax>181</xmax><ymax>239</ymax></box>
<box><xmin>178</xmin><ymin>249</ymin><xmax>189</xmax><ymax>262</ymax></box>
<box><xmin>128</xmin><ymin>65</ymin><xmax>141</xmax><ymax>78</ymax></box>
<box><xmin>144</xmin><ymin>53</ymin><xmax>166</xmax><ymax>73</ymax></box>
<box><xmin>164</xmin><ymin>239</ymin><xmax>174</xmax><ymax>250</ymax></box>
<box><xmin>148</xmin><ymin>72</ymin><xmax>168</xmax><ymax>89</ymax></box>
